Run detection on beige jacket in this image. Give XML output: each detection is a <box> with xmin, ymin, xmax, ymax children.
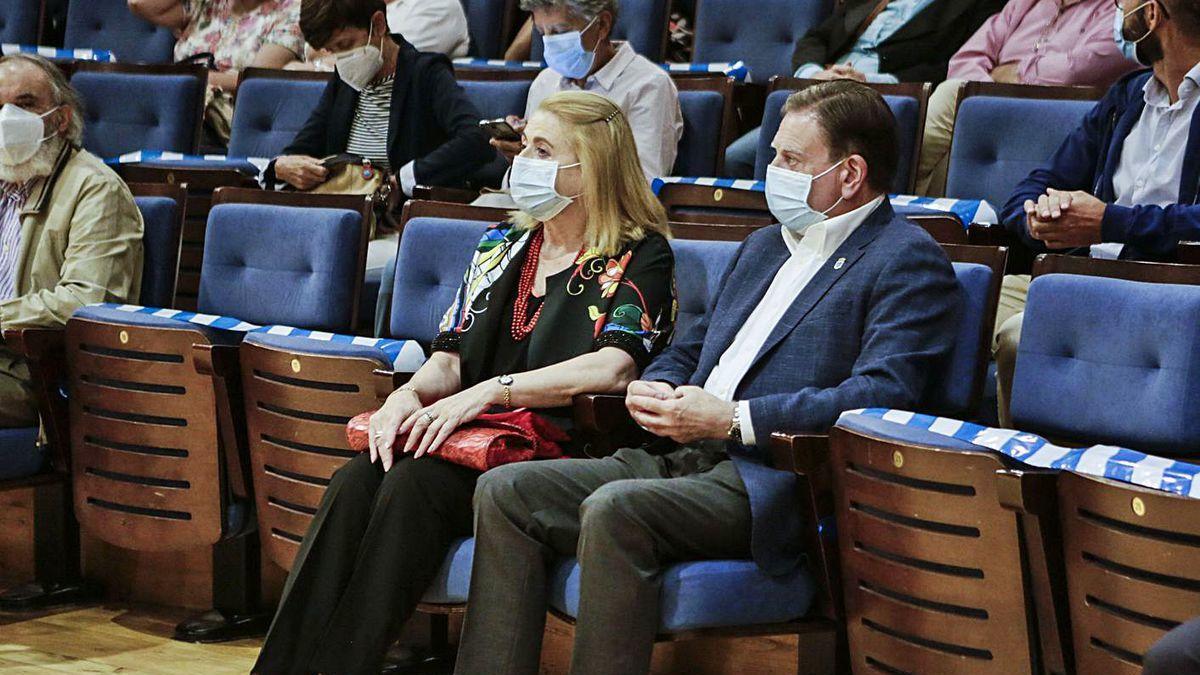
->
<box><xmin>0</xmin><ymin>142</ymin><xmax>143</xmax><ymax>329</ymax></box>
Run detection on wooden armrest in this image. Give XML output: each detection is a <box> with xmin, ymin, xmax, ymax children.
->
<box><xmin>768</xmin><ymin>432</ymin><xmax>830</xmax><ymax>476</ymax></box>
<box><xmin>571</xmin><ymin>393</ymin><xmax>633</xmax><ymax>434</ymax></box>
<box><xmin>372</xmin><ymin>368</ymin><xmax>414</xmax><ymax>403</ymax></box>
<box><xmin>1178</xmin><ymin>241</ymin><xmax>1200</xmax><ymax>265</ymax></box>
<box><xmin>995</xmin><ymin>468</ymin><xmax>1059</xmax><ymax>517</ymax></box>
<box><xmin>411</xmin><ymin>185</ymin><xmax>481</xmax><ymax>204</ymax></box>
<box><xmin>2</xmin><ymin>327</ymin><xmax>65</xmax><ymax>360</ymax></box>
<box><xmin>2</xmin><ymin>328</ymin><xmax>70</xmax><ymax>473</ymax></box>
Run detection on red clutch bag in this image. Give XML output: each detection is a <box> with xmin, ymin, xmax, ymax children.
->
<box><xmin>345</xmin><ymin>408</ymin><xmax>570</xmax><ymax>472</ymax></box>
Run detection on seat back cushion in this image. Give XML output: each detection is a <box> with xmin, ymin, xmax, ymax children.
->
<box><xmin>670</xmin><ymin>238</ymin><xmax>739</xmax><ymax>340</ymax></box>
<box><xmin>134</xmin><ymin>195</ymin><xmax>182</xmax><ymax>308</ymax></box>
<box><xmin>65</xmin><ymin>0</ymin><xmax>176</xmax><ymax>63</ymax></box>
<box><xmin>390</xmin><ymin>217</ymin><xmax>492</xmax><ymax>343</ymax></box>
<box><xmin>693</xmin><ymin>0</ymin><xmax>832</xmax><ymax>83</ymax></box>
<box><xmin>73</xmin><ymin>71</ymin><xmax>202</xmax><ymax>157</ymax></box>
<box><xmin>674</xmin><ymin>89</ymin><xmax>725</xmax><ymax>176</ymax></box>
<box><xmin>228</xmin><ymin>77</ymin><xmax>330</xmax><ymax>158</ymax></box>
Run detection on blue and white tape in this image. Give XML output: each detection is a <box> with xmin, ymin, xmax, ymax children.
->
<box><xmin>452</xmin><ymin>58</ymin><xmax>749</xmax><ymax>82</ymax></box>
<box><xmin>840</xmin><ymin>408</ymin><xmax>1200</xmax><ymax>498</ymax></box>
<box><xmin>651</xmin><ymin>176</ymin><xmax>998</xmax><ymax>225</ymax></box>
<box><xmin>1</xmin><ymin>44</ymin><xmax>116</xmax><ymax>62</ymax></box>
<box><xmin>105</xmin><ymin>150</ymin><xmax>271</xmax><ymax>176</ymax></box>
<box><xmin>93</xmin><ymin>303</ymin><xmax>428</xmax><ymax>372</ymax></box>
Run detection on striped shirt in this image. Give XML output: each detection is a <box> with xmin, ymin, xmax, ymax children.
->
<box><xmin>0</xmin><ymin>181</ymin><xmax>31</xmax><ymax>302</ymax></box>
<box><xmin>345</xmin><ymin>75</ymin><xmax>394</xmax><ymax>172</ymax></box>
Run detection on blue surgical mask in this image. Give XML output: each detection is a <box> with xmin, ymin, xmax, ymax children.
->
<box><xmin>1113</xmin><ymin>1</ymin><xmax>1154</xmax><ymax>65</ymax></box>
<box><xmin>542</xmin><ymin>17</ymin><xmax>598</xmax><ymax>80</ymax></box>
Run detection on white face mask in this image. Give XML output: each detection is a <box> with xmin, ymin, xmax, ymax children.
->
<box><xmin>510</xmin><ymin>155</ymin><xmax>581</xmax><ymax>222</ymax></box>
<box><xmin>765</xmin><ymin>160</ymin><xmax>845</xmax><ymax>235</ymax></box>
<box><xmin>335</xmin><ymin>24</ymin><xmax>384</xmax><ymax>92</ymax></box>
<box><xmin>0</xmin><ymin>104</ymin><xmax>58</xmax><ymax>166</ymax></box>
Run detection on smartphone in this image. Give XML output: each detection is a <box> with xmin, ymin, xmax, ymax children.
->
<box><xmin>479</xmin><ymin>118</ymin><xmax>522</xmax><ymax>142</ymax></box>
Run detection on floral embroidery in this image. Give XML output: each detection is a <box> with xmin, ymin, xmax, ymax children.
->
<box><xmin>440</xmin><ymin>224</ymin><xmax>671</xmax><ymax>357</ymax></box>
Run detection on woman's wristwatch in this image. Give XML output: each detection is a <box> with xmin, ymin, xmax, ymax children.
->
<box><xmin>497</xmin><ymin>374</ymin><xmax>514</xmax><ymax>407</ymax></box>
<box><xmin>727</xmin><ymin>404</ymin><xmax>743</xmax><ymax>444</ymax></box>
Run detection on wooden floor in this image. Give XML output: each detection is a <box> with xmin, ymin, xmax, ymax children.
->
<box><xmin>0</xmin><ymin>605</ymin><xmax>261</xmax><ymax>674</ymax></box>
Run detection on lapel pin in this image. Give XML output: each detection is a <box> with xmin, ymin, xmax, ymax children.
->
<box><xmin>833</xmin><ymin>257</ymin><xmax>846</xmax><ymax>270</ymax></box>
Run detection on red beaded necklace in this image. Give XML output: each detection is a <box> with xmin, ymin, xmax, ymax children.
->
<box><xmin>511</xmin><ymin>229</ymin><xmax>547</xmax><ymax>342</ymax></box>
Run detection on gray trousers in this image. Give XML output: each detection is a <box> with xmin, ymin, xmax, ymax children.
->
<box><xmin>453</xmin><ymin>444</ymin><xmax>753</xmax><ymax>675</ymax></box>
<box><xmin>1145</xmin><ymin>617</ymin><xmax>1200</xmax><ymax>675</ymax></box>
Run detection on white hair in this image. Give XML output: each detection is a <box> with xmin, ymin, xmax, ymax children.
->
<box><xmin>519</xmin><ymin>0</ymin><xmax>619</xmax><ymax>23</ymax></box>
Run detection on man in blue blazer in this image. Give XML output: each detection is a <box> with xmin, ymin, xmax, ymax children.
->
<box><xmin>993</xmin><ymin>0</ymin><xmax>1200</xmax><ymax>425</ymax></box>
<box><xmin>453</xmin><ymin>81</ymin><xmax>961</xmax><ymax>675</ymax></box>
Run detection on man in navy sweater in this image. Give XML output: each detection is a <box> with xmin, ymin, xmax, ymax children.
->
<box><xmin>994</xmin><ymin>0</ymin><xmax>1200</xmax><ymax>426</ymax></box>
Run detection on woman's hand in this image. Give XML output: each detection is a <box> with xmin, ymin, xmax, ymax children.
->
<box><xmin>397</xmin><ymin>381</ymin><xmax>500</xmax><ymax>459</ymax></box>
<box><xmin>368</xmin><ymin>388</ymin><xmax>422</xmax><ymax>471</ymax></box>
<box><xmin>275</xmin><ymin>155</ymin><xmax>329</xmax><ymax>190</ymax></box>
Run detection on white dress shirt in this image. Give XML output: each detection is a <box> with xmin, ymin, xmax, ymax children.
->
<box><xmin>703</xmin><ymin>196</ymin><xmax>884</xmax><ymax>444</ymax></box>
<box><xmin>386</xmin><ymin>0</ymin><xmax>470</xmax><ymax>58</ymax></box>
<box><xmin>526</xmin><ymin>42</ymin><xmax>683</xmax><ymax>181</ymax></box>
<box><xmin>794</xmin><ymin>0</ymin><xmax>937</xmax><ymax>84</ymax></box>
<box><xmin>1093</xmin><ymin>60</ymin><xmax>1200</xmax><ymax>259</ymax></box>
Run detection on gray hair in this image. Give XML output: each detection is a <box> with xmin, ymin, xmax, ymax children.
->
<box><xmin>0</xmin><ymin>54</ymin><xmax>85</xmax><ymax>144</ymax></box>
<box><xmin>519</xmin><ymin>0</ymin><xmax>619</xmax><ymax>23</ymax></box>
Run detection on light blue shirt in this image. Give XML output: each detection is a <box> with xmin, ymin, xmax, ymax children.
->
<box><xmin>795</xmin><ymin>0</ymin><xmax>937</xmax><ymax>84</ymax></box>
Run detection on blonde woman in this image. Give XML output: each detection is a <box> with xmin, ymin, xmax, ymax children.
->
<box><xmin>254</xmin><ymin>91</ymin><xmax>676</xmax><ymax>675</ymax></box>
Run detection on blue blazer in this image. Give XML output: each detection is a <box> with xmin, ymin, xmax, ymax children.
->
<box><xmin>642</xmin><ymin>201</ymin><xmax>960</xmax><ymax>575</ymax></box>
<box><xmin>1002</xmin><ymin>69</ymin><xmax>1200</xmax><ymax>260</ymax></box>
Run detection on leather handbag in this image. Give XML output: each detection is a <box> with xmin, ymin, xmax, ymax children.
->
<box><xmin>308</xmin><ymin>154</ymin><xmax>395</xmax><ymax>236</ymax></box>
<box><xmin>345</xmin><ymin>408</ymin><xmax>571</xmax><ymax>472</ymax></box>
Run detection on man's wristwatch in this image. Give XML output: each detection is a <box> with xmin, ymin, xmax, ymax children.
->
<box><xmin>727</xmin><ymin>404</ymin><xmax>743</xmax><ymax>444</ymax></box>
<box><xmin>497</xmin><ymin>374</ymin><xmax>514</xmax><ymax>408</ymax></box>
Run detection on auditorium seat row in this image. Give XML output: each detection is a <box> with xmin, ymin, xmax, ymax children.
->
<box><xmin>3</xmin><ymin>0</ymin><xmax>837</xmax><ymax>80</ymax></box>
<box><xmin>0</xmin><ymin>191</ymin><xmax>1003</xmax><ymax>653</ymax></box>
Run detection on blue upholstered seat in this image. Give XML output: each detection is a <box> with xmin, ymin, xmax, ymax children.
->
<box><xmin>460</xmin><ymin>79</ymin><xmax>532</xmax><ymax>122</ymax></box>
<box><xmin>461</xmin><ymin>0</ymin><xmax>508</xmax><ymax>58</ymax></box>
<box><xmin>674</xmin><ymin>90</ymin><xmax>726</xmax><ymax>177</ymax></box>
<box><xmin>755</xmin><ymin>89</ymin><xmax>920</xmax><ymax>191</ymax></box>
<box><xmin>693</xmin><ymin>0</ymin><xmax>833</xmax><ymax>83</ymax></box>
<box><xmin>531</xmin><ymin>0</ymin><xmax>669</xmax><ymax>61</ymax></box>
<box><xmin>838</xmin><ymin>273</ymin><xmax>1200</xmax><ymax>458</ymax></box>
<box><xmin>72</xmin><ymin>71</ymin><xmax>204</xmax><ymax>157</ymax></box>
<box><xmin>0</xmin><ymin>1</ymin><xmax>41</xmax><ymax>44</ymax></box>
<box><xmin>388</xmin><ymin>217</ymin><xmax>487</xmax><ymax>342</ymax></box>
<box><xmin>134</xmin><ymin>195</ymin><xmax>181</xmax><ymax>308</ymax></box>
<box><xmin>1013</xmin><ymin>275</ymin><xmax>1200</xmax><ymax>454</ymax></box>
<box><xmin>670</xmin><ymin>238</ymin><xmax>738</xmax><ymax>337</ymax></box>
<box><xmin>229</xmin><ymin>77</ymin><xmax>330</xmax><ymax>159</ymax></box>
<box><xmin>421</xmin><ymin>537</ymin><xmax>476</xmax><ymax>604</ymax></box>
<box><xmin>946</xmin><ymin>96</ymin><xmax>1095</xmax><ymax>206</ymax></box>
<box><xmin>933</xmin><ymin>262</ymin><xmax>993</xmax><ymax>415</ymax></box>
<box><xmin>0</xmin><ymin>427</ymin><xmax>44</xmax><ymax>482</ymax></box>
<box><xmin>64</xmin><ymin>0</ymin><xmax>176</xmax><ymax>63</ymax></box>
<box><xmin>550</xmin><ymin>557</ymin><xmax>815</xmax><ymax>632</ymax></box>
<box><xmin>198</xmin><ymin>203</ymin><xmax>366</xmax><ymax>332</ymax></box>
<box><xmin>241</xmin><ymin>331</ymin><xmax>394</xmax><ymax>369</ymax></box>
<box><xmin>71</xmin><ymin>305</ymin><xmax>242</xmax><ymax>345</ymax></box>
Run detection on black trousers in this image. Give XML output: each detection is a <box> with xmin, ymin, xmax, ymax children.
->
<box><xmin>253</xmin><ymin>452</ymin><xmax>479</xmax><ymax>675</ymax></box>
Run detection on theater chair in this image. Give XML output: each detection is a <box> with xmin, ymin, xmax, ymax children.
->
<box><xmin>673</xmin><ymin>77</ymin><xmax>737</xmax><ymax>177</ymax></box>
<box><xmin>461</xmin><ymin>0</ymin><xmax>518</xmax><ymax>59</ymax></box>
<box><xmin>531</xmin><ymin>0</ymin><xmax>670</xmax><ymax>61</ymax></box>
<box><xmin>64</xmin><ymin>0</ymin><xmax>176</xmax><ymax>64</ymax></box>
<box><xmin>0</xmin><ymin>0</ymin><xmax>42</xmax><ymax>45</ymax></box>
<box><xmin>1056</xmin><ymin>471</ymin><xmax>1200</xmax><ymax>674</ymax></box>
<box><xmin>946</xmin><ymin>83</ymin><xmax>1102</xmax><ymax>274</ymax></box>
<box><xmin>0</xmin><ymin>183</ymin><xmax>186</xmax><ymax>610</ymax></box>
<box><xmin>692</xmin><ymin>0</ymin><xmax>833</xmax><ymax>83</ymax></box>
<box><xmin>121</xmin><ymin>69</ymin><xmax>331</xmax><ymax>310</ymax></box>
<box><xmin>550</xmin><ymin>244</ymin><xmax>1004</xmax><ymax>674</ymax></box>
<box><xmin>831</xmin><ymin>256</ymin><xmax>1200</xmax><ymax>675</ymax></box>
<box><xmin>70</xmin><ymin>62</ymin><xmax>208</xmax><ymax>158</ymax></box>
<box><xmin>62</xmin><ymin>189</ymin><xmax>370</xmax><ymax>642</ymax></box>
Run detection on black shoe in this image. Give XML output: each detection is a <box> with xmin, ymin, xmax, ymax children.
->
<box><xmin>379</xmin><ymin>646</ymin><xmax>454</xmax><ymax>675</ymax></box>
<box><xmin>0</xmin><ymin>580</ymin><xmax>102</xmax><ymax>612</ymax></box>
<box><xmin>173</xmin><ymin>608</ymin><xmax>271</xmax><ymax>643</ymax></box>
